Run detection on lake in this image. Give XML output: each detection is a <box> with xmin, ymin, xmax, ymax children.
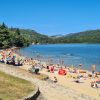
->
<box><xmin>17</xmin><ymin>44</ymin><xmax>100</xmax><ymax>71</ymax></box>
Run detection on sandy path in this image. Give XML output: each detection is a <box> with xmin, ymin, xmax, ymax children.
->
<box><xmin>0</xmin><ymin>64</ymin><xmax>97</xmax><ymax>100</ymax></box>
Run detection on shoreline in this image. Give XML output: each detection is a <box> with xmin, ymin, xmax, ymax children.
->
<box><xmin>16</xmin><ymin>44</ymin><xmax>100</xmax><ymax>71</ymax></box>
<box><xmin>0</xmin><ymin>47</ymin><xmax>100</xmax><ymax>100</ymax></box>
<box><xmin>16</xmin><ymin>48</ymin><xmax>100</xmax><ymax>100</ymax></box>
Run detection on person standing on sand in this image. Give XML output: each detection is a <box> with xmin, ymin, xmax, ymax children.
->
<box><xmin>79</xmin><ymin>64</ymin><xmax>82</xmax><ymax>69</ymax></box>
<box><xmin>91</xmin><ymin>64</ymin><xmax>96</xmax><ymax>74</ymax></box>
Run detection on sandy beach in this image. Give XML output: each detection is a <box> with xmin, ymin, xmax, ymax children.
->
<box><xmin>19</xmin><ymin>62</ymin><xmax>100</xmax><ymax>100</ymax></box>
<box><xmin>40</xmin><ymin>69</ymin><xmax>100</xmax><ymax>100</ymax></box>
<box><xmin>0</xmin><ymin>63</ymin><xmax>98</xmax><ymax>100</ymax></box>
<box><xmin>0</xmin><ymin>48</ymin><xmax>100</xmax><ymax>100</ymax></box>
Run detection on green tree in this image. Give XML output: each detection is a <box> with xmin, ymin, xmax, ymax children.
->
<box><xmin>16</xmin><ymin>28</ymin><xmax>20</xmax><ymax>35</ymax></box>
<box><xmin>0</xmin><ymin>22</ymin><xmax>7</xmax><ymax>29</ymax></box>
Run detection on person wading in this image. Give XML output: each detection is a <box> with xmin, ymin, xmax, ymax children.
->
<box><xmin>91</xmin><ymin>64</ymin><xmax>96</xmax><ymax>74</ymax></box>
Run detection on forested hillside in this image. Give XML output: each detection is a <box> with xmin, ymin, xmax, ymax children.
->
<box><xmin>0</xmin><ymin>23</ymin><xmax>52</xmax><ymax>48</ymax></box>
<box><xmin>52</xmin><ymin>30</ymin><xmax>100</xmax><ymax>43</ymax></box>
<box><xmin>0</xmin><ymin>22</ymin><xmax>100</xmax><ymax>49</ymax></box>
<box><xmin>0</xmin><ymin>23</ymin><xmax>31</xmax><ymax>48</ymax></box>
<box><xmin>18</xmin><ymin>29</ymin><xmax>52</xmax><ymax>44</ymax></box>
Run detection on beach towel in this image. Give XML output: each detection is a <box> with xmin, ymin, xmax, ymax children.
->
<box><xmin>58</xmin><ymin>69</ymin><xmax>66</xmax><ymax>75</ymax></box>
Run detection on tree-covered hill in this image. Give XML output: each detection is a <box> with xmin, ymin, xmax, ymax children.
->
<box><xmin>52</xmin><ymin>30</ymin><xmax>100</xmax><ymax>43</ymax></box>
<box><xmin>0</xmin><ymin>23</ymin><xmax>52</xmax><ymax>48</ymax></box>
<box><xmin>0</xmin><ymin>22</ymin><xmax>100</xmax><ymax>49</ymax></box>
<box><xmin>10</xmin><ymin>28</ymin><xmax>52</xmax><ymax>44</ymax></box>
<box><xmin>19</xmin><ymin>29</ymin><xmax>52</xmax><ymax>44</ymax></box>
<box><xmin>0</xmin><ymin>23</ymin><xmax>31</xmax><ymax>48</ymax></box>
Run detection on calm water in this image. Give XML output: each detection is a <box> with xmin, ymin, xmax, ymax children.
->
<box><xmin>17</xmin><ymin>44</ymin><xmax>100</xmax><ymax>71</ymax></box>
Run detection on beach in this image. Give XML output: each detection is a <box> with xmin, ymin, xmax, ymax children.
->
<box><xmin>0</xmin><ymin>0</ymin><xmax>100</xmax><ymax>99</ymax></box>
<box><xmin>0</xmin><ymin>63</ymin><xmax>98</xmax><ymax>100</ymax></box>
<box><xmin>19</xmin><ymin>59</ymin><xmax>100</xmax><ymax>100</ymax></box>
<box><xmin>40</xmin><ymin>69</ymin><xmax>100</xmax><ymax>100</ymax></box>
<box><xmin>0</xmin><ymin>48</ymin><xmax>100</xmax><ymax>100</ymax></box>
<box><xmin>19</xmin><ymin>63</ymin><xmax>100</xmax><ymax>100</ymax></box>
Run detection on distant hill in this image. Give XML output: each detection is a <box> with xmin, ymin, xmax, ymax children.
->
<box><xmin>10</xmin><ymin>28</ymin><xmax>52</xmax><ymax>44</ymax></box>
<box><xmin>17</xmin><ymin>29</ymin><xmax>100</xmax><ymax>44</ymax></box>
<box><xmin>51</xmin><ymin>34</ymin><xmax>66</xmax><ymax>38</ymax></box>
<box><xmin>51</xmin><ymin>30</ymin><xmax>100</xmax><ymax>43</ymax></box>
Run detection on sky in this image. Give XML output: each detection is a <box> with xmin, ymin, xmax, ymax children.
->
<box><xmin>0</xmin><ymin>0</ymin><xmax>100</xmax><ymax>36</ymax></box>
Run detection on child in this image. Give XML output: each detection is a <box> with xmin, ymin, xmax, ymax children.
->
<box><xmin>53</xmin><ymin>76</ymin><xmax>57</xmax><ymax>83</ymax></box>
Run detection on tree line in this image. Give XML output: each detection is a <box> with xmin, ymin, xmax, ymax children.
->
<box><xmin>0</xmin><ymin>23</ymin><xmax>31</xmax><ymax>48</ymax></box>
<box><xmin>0</xmin><ymin>22</ymin><xmax>100</xmax><ymax>49</ymax></box>
<box><xmin>51</xmin><ymin>30</ymin><xmax>100</xmax><ymax>43</ymax></box>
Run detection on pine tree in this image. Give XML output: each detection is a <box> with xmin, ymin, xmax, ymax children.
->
<box><xmin>1</xmin><ymin>22</ymin><xmax>7</xmax><ymax>29</ymax></box>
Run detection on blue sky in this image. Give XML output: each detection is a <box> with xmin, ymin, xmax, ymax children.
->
<box><xmin>0</xmin><ymin>0</ymin><xmax>100</xmax><ymax>35</ymax></box>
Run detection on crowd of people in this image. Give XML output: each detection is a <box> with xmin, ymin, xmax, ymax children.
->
<box><xmin>0</xmin><ymin>48</ymin><xmax>100</xmax><ymax>86</ymax></box>
<box><xmin>44</xmin><ymin>64</ymin><xmax>100</xmax><ymax>87</ymax></box>
<box><xmin>0</xmin><ymin>48</ymin><xmax>42</xmax><ymax>74</ymax></box>
<box><xmin>0</xmin><ymin>49</ymin><xmax>23</xmax><ymax>66</ymax></box>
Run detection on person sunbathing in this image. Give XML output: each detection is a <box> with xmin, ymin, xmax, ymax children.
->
<box><xmin>91</xmin><ymin>81</ymin><xmax>98</xmax><ymax>88</ymax></box>
<box><xmin>91</xmin><ymin>81</ymin><xmax>95</xmax><ymax>88</ymax></box>
<box><xmin>53</xmin><ymin>76</ymin><xmax>58</xmax><ymax>83</ymax></box>
<box><xmin>50</xmin><ymin>66</ymin><xmax>54</xmax><ymax>73</ymax></box>
<box><xmin>75</xmin><ymin>78</ymin><xmax>80</xmax><ymax>83</ymax></box>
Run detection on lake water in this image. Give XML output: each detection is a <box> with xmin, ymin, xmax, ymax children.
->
<box><xmin>17</xmin><ymin>44</ymin><xmax>100</xmax><ymax>71</ymax></box>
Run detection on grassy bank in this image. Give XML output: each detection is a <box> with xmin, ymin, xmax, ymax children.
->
<box><xmin>0</xmin><ymin>71</ymin><xmax>35</xmax><ymax>100</ymax></box>
<box><xmin>32</xmin><ymin>73</ymin><xmax>49</xmax><ymax>80</ymax></box>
